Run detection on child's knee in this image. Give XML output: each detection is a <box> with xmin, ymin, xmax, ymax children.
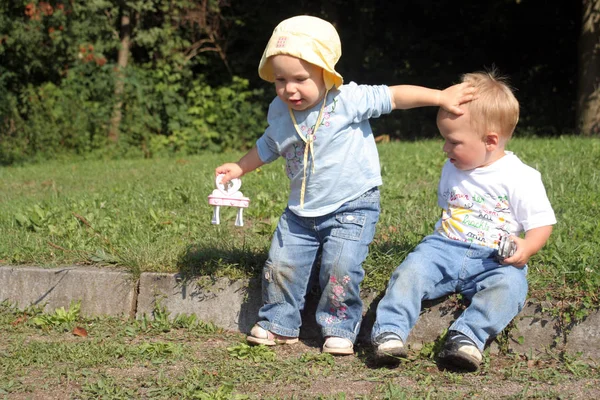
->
<box><xmin>479</xmin><ymin>270</ymin><xmax>528</xmax><ymax>310</ymax></box>
<box><xmin>391</xmin><ymin>260</ymin><xmax>423</xmax><ymax>281</ymax></box>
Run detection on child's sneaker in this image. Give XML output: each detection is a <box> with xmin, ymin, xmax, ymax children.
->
<box><xmin>246</xmin><ymin>324</ymin><xmax>299</xmax><ymax>346</ymax></box>
<box><xmin>322</xmin><ymin>337</ymin><xmax>354</xmax><ymax>355</ymax></box>
<box><xmin>373</xmin><ymin>332</ymin><xmax>407</xmax><ymax>363</ymax></box>
<box><xmin>438</xmin><ymin>330</ymin><xmax>482</xmax><ymax>371</ymax></box>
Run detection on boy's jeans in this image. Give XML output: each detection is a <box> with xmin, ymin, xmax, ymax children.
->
<box><xmin>256</xmin><ymin>188</ymin><xmax>380</xmax><ymax>342</ymax></box>
<box><xmin>371</xmin><ymin>233</ymin><xmax>528</xmax><ymax>350</ymax></box>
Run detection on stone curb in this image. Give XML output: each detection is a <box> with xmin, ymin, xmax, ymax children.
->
<box><xmin>1</xmin><ymin>265</ymin><xmax>598</xmax><ymax>360</ymax></box>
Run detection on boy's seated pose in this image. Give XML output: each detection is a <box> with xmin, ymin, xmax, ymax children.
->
<box><xmin>370</xmin><ymin>71</ymin><xmax>556</xmax><ymax>371</ymax></box>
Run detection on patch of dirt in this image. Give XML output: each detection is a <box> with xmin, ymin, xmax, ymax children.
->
<box><xmin>233</xmin><ymin>337</ymin><xmax>600</xmax><ymax>399</ymax></box>
<box><xmin>3</xmin><ymin>324</ymin><xmax>599</xmax><ymax>399</ymax></box>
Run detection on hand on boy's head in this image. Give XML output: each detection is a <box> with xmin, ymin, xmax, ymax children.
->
<box><xmin>439</xmin><ymin>82</ymin><xmax>477</xmax><ymax>116</ymax></box>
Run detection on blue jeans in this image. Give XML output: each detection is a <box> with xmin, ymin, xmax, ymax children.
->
<box><xmin>256</xmin><ymin>188</ymin><xmax>380</xmax><ymax>342</ymax></box>
<box><xmin>371</xmin><ymin>233</ymin><xmax>528</xmax><ymax>350</ymax></box>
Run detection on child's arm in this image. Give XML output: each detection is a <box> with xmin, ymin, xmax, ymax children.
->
<box><xmin>389</xmin><ymin>82</ymin><xmax>476</xmax><ymax>115</ymax></box>
<box><xmin>215</xmin><ymin>146</ymin><xmax>265</xmax><ymax>185</ymax></box>
<box><xmin>502</xmin><ymin>225</ymin><xmax>554</xmax><ymax>267</ymax></box>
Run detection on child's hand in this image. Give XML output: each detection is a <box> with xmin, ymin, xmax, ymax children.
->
<box><xmin>215</xmin><ymin>163</ymin><xmax>244</xmax><ymax>185</ymax></box>
<box><xmin>438</xmin><ymin>82</ymin><xmax>477</xmax><ymax>115</ymax></box>
<box><xmin>501</xmin><ymin>226</ymin><xmax>553</xmax><ymax>268</ymax></box>
<box><xmin>214</xmin><ymin>147</ymin><xmax>264</xmax><ymax>185</ymax></box>
<box><xmin>500</xmin><ymin>235</ymin><xmax>532</xmax><ymax>268</ymax></box>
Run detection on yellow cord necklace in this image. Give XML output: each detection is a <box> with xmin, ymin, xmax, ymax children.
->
<box><xmin>288</xmin><ymin>90</ymin><xmax>329</xmax><ymax>208</ymax></box>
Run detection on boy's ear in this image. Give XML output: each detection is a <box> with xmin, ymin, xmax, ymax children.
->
<box><xmin>484</xmin><ymin>132</ymin><xmax>500</xmax><ymax>148</ymax></box>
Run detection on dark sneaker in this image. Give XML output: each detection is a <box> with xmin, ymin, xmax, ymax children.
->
<box><xmin>438</xmin><ymin>330</ymin><xmax>482</xmax><ymax>372</ymax></box>
<box><xmin>373</xmin><ymin>332</ymin><xmax>407</xmax><ymax>363</ymax></box>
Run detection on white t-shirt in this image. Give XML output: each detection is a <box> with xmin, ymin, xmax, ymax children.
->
<box><xmin>434</xmin><ymin>152</ymin><xmax>556</xmax><ymax>249</ymax></box>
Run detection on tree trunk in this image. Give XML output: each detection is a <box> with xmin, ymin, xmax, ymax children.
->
<box><xmin>108</xmin><ymin>13</ymin><xmax>131</xmax><ymax>144</ymax></box>
<box><xmin>577</xmin><ymin>0</ymin><xmax>600</xmax><ymax>136</ymax></box>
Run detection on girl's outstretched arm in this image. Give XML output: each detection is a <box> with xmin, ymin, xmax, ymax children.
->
<box><xmin>389</xmin><ymin>82</ymin><xmax>476</xmax><ymax>114</ymax></box>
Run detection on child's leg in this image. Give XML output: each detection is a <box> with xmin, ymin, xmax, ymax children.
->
<box><xmin>438</xmin><ymin>251</ymin><xmax>528</xmax><ymax>371</ymax></box>
<box><xmin>371</xmin><ymin>234</ymin><xmax>460</xmax><ymax>344</ymax></box>
<box><xmin>254</xmin><ymin>208</ymin><xmax>321</xmax><ymax>339</ymax></box>
<box><xmin>450</xmin><ymin>261</ymin><xmax>528</xmax><ymax>351</ymax></box>
<box><xmin>314</xmin><ymin>188</ymin><xmax>381</xmax><ymax>344</ymax></box>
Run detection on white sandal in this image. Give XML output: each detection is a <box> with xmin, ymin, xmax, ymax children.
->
<box><xmin>322</xmin><ymin>336</ymin><xmax>354</xmax><ymax>355</ymax></box>
<box><xmin>246</xmin><ymin>325</ymin><xmax>299</xmax><ymax>346</ymax></box>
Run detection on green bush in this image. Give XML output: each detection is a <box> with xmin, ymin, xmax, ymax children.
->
<box><xmin>0</xmin><ymin>87</ymin><xmax>27</xmax><ymax>165</ymax></box>
<box><xmin>1</xmin><ymin>67</ymin><xmax>266</xmax><ymax>163</ymax></box>
<box><xmin>115</xmin><ymin>67</ymin><xmax>266</xmax><ymax>157</ymax></box>
<box><xmin>19</xmin><ymin>65</ymin><xmax>114</xmax><ymax>155</ymax></box>
<box><xmin>146</xmin><ymin>76</ymin><xmax>265</xmax><ymax>156</ymax></box>
<box><xmin>0</xmin><ymin>1</ymin><xmax>267</xmax><ymax>164</ymax></box>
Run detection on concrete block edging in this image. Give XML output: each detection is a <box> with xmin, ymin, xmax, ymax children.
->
<box><xmin>0</xmin><ymin>265</ymin><xmax>598</xmax><ymax>361</ymax></box>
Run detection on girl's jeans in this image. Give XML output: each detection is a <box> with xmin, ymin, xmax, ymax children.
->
<box><xmin>256</xmin><ymin>188</ymin><xmax>380</xmax><ymax>342</ymax></box>
<box><xmin>371</xmin><ymin>233</ymin><xmax>528</xmax><ymax>350</ymax></box>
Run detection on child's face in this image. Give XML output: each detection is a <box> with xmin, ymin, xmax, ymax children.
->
<box><xmin>270</xmin><ymin>55</ymin><xmax>326</xmax><ymax>111</ymax></box>
<box><xmin>437</xmin><ymin>108</ymin><xmax>500</xmax><ymax>171</ymax></box>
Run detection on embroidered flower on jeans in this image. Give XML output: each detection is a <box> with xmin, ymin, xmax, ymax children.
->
<box><xmin>320</xmin><ymin>275</ymin><xmax>352</xmax><ymax>324</ymax></box>
<box><xmin>333</xmin><ymin>285</ymin><xmax>345</xmax><ymax>297</ymax></box>
<box><xmin>336</xmin><ymin>306</ymin><xmax>347</xmax><ymax>319</ymax></box>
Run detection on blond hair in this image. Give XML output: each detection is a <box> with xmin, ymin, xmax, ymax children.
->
<box><xmin>461</xmin><ymin>70</ymin><xmax>519</xmax><ymax>140</ymax></box>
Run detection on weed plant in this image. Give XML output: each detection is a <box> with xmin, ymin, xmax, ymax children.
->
<box><xmin>1</xmin><ymin>136</ymin><xmax>599</xmax><ymax>315</ymax></box>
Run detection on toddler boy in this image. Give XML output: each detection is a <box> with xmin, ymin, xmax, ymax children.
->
<box><xmin>371</xmin><ymin>71</ymin><xmax>556</xmax><ymax>371</ymax></box>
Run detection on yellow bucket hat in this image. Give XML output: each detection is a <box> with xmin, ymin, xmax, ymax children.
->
<box><xmin>258</xmin><ymin>15</ymin><xmax>343</xmax><ymax>90</ymax></box>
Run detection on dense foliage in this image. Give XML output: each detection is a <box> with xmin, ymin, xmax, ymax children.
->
<box><xmin>0</xmin><ymin>0</ymin><xmax>582</xmax><ymax>165</ymax></box>
<box><xmin>0</xmin><ymin>0</ymin><xmax>266</xmax><ymax>165</ymax></box>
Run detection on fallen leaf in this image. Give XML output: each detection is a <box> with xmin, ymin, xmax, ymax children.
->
<box><xmin>12</xmin><ymin>315</ymin><xmax>27</xmax><ymax>326</ymax></box>
<box><xmin>72</xmin><ymin>326</ymin><xmax>88</xmax><ymax>337</ymax></box>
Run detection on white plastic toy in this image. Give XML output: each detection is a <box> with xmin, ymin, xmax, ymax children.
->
<box><xmin>208</xmin><ymin>174</ymin><xmax>250</xmax><ymax>226</ymax></box>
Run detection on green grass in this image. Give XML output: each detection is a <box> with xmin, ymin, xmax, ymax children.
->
<box><xmin>1</xmin><ymin>136</ymin><xmax>599</xmax><ymax>311</ymax></box>
<box><xmin>1</xmin><ymin>301</ymin><xmax>598</xmax><ymax>399</ymax></box>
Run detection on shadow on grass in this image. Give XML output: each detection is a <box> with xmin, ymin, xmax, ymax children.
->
<box><xmin>176</xmin><ymin>242</ymin><xmax>267</xmax><ymax>280</ymax></box>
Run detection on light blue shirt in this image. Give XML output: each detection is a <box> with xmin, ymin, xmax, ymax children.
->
<box><xmin>256</xmin><ymin>82</ymin><xmax>392</xmax><ymax>217</ymax></box>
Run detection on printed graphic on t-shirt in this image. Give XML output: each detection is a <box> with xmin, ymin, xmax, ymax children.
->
<box><xmin>437</xmin><ymin>187</ymin><xmax>513</xmax><ymax>248</ymax></box>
